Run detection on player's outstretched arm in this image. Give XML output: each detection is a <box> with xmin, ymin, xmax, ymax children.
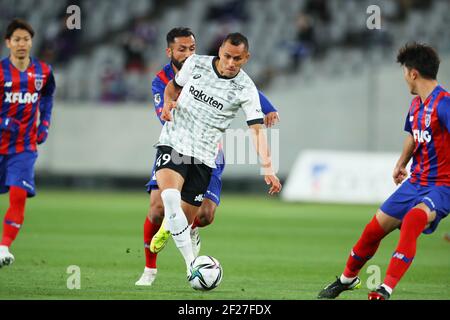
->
<box><xmin>393</xmin><ymin>134</ymin><xmax>415</xmax><ymax>185</ymax></box>
<box><xmin>161</xmin><ymin>80</ymin><xmax>181</xmax><ymax>122</ymax></box>
<box><xmin>249</xmin><ymin>123</ymin><xmax>282</xmax><ymax>195</ymax></box>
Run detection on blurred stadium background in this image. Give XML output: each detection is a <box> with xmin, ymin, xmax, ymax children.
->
<box><xmin>0</xmin><ymin>0</ymin><xmax>449</xmax><ymax>300</ymax></box>
<box><xmin>1</xmin><ymin>0</ymin><xmax>449</xmax><ymax>192</ymax></box>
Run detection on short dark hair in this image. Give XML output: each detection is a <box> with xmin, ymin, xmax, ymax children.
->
<box><xmin>222</xmin><ymin>33</ymin><xmax>249</xmax><ymax>51</ymax></box>
<box><xmin>5</xmin><ymin>18</ymin><xmax>35</xmax><ymax>39</ymax></box>
<box><xmin>166</xmin><ymin>27</ymin><xmax>195</xmax><ymax>46</ymax></box>
<box><xmin>396</xmin><ymin>42</ymin><xmax>440</xmax><ymax>79</ymax></box>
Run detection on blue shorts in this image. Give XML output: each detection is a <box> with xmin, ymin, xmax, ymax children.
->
<box><xmin>0</xmin><ymin>151</ymin><xmax>38</xmax><ymax>197</ymax></box>
<box><xmin>145</xmin><ymin>149</ymin><xmax>225</xmax><ymax>206</ymax></box>
<box><xmin>145</xmin><ymin>155</ymin><xmax>158</xmax><ymax>192</ymax></box>
<box><xmin>380</xmin><ymin>179</ymin><xmax>450</xmax><ymax>234</ymax></box>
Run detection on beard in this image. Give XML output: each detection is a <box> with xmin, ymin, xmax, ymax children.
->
<box><xmin>171</xmin><ymin>56</ymin><xmax>186</xmax><ymax>70</ymax></box>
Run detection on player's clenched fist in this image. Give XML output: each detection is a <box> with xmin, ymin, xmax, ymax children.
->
<box><xmin>161</xmin><ymin>100</ymin><xmax>177</xmax><ymax>122</ymax></box>
<box><xmin>392</xmin><ymin>166</ymin><xmax>408</xmax><ymax>185</ymax></box>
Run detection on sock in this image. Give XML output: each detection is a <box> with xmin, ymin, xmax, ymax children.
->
<box><xmin>340</xmin><ymin>274</ymin><xmax>357</xmax><ymax>284</ymax></box>
<box><xmin>380</xmin><ymin>284</ymin><xmax>393</xmax><ymax>295</ymax></box>
<box><xmin>163</xmin><ymin>218</ymin><xmax>169</xmax><ymax>230</ymax></box>
<box><xmin>161</xmin><ymin>189</ymin><xmax>194</xmax><ymax>268</ymax></box>
<box><xmin>383</xmin><ymin>208</ymin><xmax>428</xmax><ymax>290</ymax></box>
<box><xmin>144</xmin><ymin>266</ymin><xmax>156</xmax><ymax>273</ymax></box>
<box><xmin>1</xmin><ymin>187</ymin><xmax>27</xmax><ymax>247</ymax></box>
<box><xmin>342</xmin><ymin>215</ymin><xmax>386</xmax><ymax>279</ymax></box>
<box><xmin>143</xmin><ymin>217</ymin><xmax>160</xmax><ymax>269</ymax></box>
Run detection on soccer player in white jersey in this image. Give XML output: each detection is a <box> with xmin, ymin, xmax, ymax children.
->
<box><xmin>135</xmin><ymin>28</ymin><xmax>280</xmax><ymax>286</ymax></box>
<box><xmin>155</xmin><ymin>33</ymin><xmax>282</xmax><ymax>274</ymax></box>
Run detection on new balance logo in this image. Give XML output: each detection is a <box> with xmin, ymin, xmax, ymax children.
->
<box><xmin>392</xmin><ymin>252</ymin><xmax>404</xmax><ymax>260</ymax></box>
<box><xmin>392</xmin><ymin>252</ymin><xmax>413</xmax><ymax>263</ymax></box>
<box><xmin>4</xmin><ymin>82</ymin><xmax>12</xmax><ymax>87</ymax></box>
<box><xmin>5</xmin><ymin>92</ymin><xmax>39</xmax><ymax>104</ymax></box>
<box><xmin>194</xmin><ymin>194</ymin><xmax>204</xmax><ymax>202</ymax></box>
<box><xmin>350</xmin><ymin>250</ymin><xmax>363</xmax><ymax>261</ymax></box>
<box><xmin>5</xmin><ymin>220</ymin><xmax>21</xmax><ymax>229</ymax></box>
<box><xmin>189</xmin><ymin>86</ymin><xmax>224</xmax><ymax>110</ymax></box>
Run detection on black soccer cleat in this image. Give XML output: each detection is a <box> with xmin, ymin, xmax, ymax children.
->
<box><xmin>368</xmin><ymin>286</ymin><xmax>391</xmax><ymax>300</ymax></box>
<box><xmin>317</xmin><ymin>276</ymin><xmax>361</xmax><ymax>299</ymax></box>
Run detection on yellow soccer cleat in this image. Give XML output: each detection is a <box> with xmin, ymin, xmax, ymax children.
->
<box><xmin>150</xmin><ymin>220</ymin><xmax>171</xmax><ymax>253</ymax></box>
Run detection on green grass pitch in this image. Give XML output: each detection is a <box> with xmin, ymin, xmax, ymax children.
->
<box><xmin>0</xmin><ymin>190</ymin><xmax>449</xmax><ymax>300</ymax></box>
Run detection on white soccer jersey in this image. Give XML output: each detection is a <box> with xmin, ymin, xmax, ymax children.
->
<box><xmin>156</xmin><ymin>54</ymin><xmax>264</xmax><ymax>168</ymax></box>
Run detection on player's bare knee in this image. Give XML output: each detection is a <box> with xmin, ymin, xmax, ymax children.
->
<box><xmin>376</xmin><ymin>209</ymin><xmax>401</xmax><ymax>233</ymax></box>
<box><xmin>414</xmin><ymin>202</ymin><xmax>432</xmax><ymax>214</ymax></box>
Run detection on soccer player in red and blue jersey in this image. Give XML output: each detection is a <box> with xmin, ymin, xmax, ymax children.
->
<box><xmin>136</xmin><ymin>28</ymin><xmax>280</xmax><ymax>285</ymax></box>
<box><xmin>0</xmin><ymin>19</ymin><xmax>55</xmax><ymax>267</ymax></box>
<box><xmin>318</xmin><ymin>42</ymin><xmax>450</xmax><ymax>300</ymax></box>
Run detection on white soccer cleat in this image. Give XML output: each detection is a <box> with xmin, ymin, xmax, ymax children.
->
<box><xmin>190</xmin><ymin>227</ymin><xmax>201</xmax><ymax>258</ymax></box>
<box><xmin>135</xmin><ymin>267</ymin><xmax>157</xmax><ymax>286</ymax></box>
<box><xmin>0</xmin><ymin>245</ymin><xmax>14</xmax><ymax>268</ymax></box>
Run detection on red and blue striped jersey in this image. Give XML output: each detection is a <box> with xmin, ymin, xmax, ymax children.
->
<box><xmin>151</xmin><ymin>63</ymin><xmax>175</xmax><ymax>125</ymax></box>
<box><xmin>0</xmin><ymin>57</ymin><xmax>55</xmax><ymax>155</ymax></box>
<box><xmin>151</xmin><ymin>62</ymin><xmax>278</xmax><ymax>125</ymax></box>
<box><xmin>404</xmin><ymin>85</ymin><xmax>450</xmax><ymax>186</ymax></box>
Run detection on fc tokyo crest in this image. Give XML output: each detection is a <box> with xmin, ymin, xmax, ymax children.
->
<box><xmin>425</xmin><ymin>114</ymin><xmax>431</xmax><ymax>128</ymax></box>
<box><xmin>154</xmin><ymin>93</ymin><xmax>161</xmax><ymax>105</ymax></box>
<box><xmin>34</xmin><ymin>78</ymin><xmax>44</xmax><ymax>91</ymax></box>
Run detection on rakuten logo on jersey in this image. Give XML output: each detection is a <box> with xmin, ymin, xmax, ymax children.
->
<box><xmin>189</xmin><ymin>86</ymin><xmax>224</xmax><ymax>110</ymax></box>
<box><xmin>4</xmin><ymin>92</ymin><xmax>39</xmax><ymax>104</ymax></box>
<box><xmin>413</xmin><ymin>129</ymin><xmax>431</xmax><ymax>143</ymax></box>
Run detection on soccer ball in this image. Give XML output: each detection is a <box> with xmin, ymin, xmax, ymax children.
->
<box><xmin>188</xmin><ymin>255</ymin><xmax>223</xmax><ymax>291</ymax></box>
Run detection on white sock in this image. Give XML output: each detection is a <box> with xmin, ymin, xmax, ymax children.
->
<box><xmin>381</xmin><ymin>283</ymin><xmax>393</xmax><ymax>295</ymax></box>
<box><xmin>163</xmin><ymin>218</ymin><xmax>169</xmax><ymax>231</ymax></box>
<box><xmin>161</xmin><ymin>189</ymin><xmax>194</xmax><ymax>268</ymax></box>
<box><xmin>340</xmin><ymin>274</ymin><xmax>356</xmax><ymax>284</ymax></box>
